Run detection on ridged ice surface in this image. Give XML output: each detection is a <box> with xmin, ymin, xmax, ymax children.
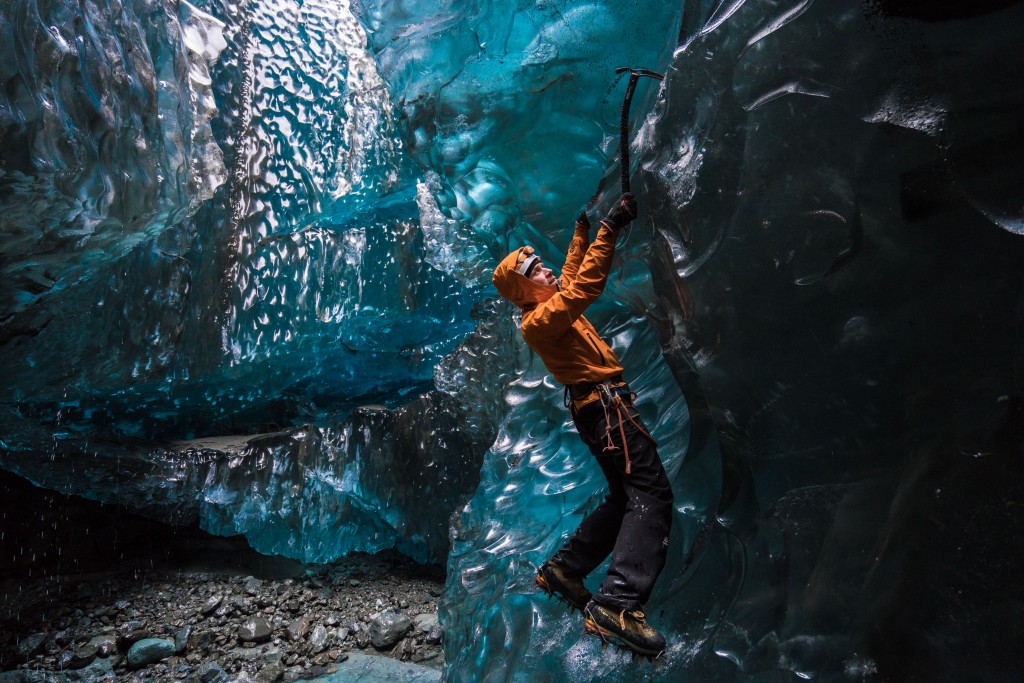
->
<box><xmin>2</xmin><ymin>0</ymin><xmax>1024</xmax><ymax>680</ymax></box>
<box><xmin>0</xmin><ymin>0</ymin><xmax>482</xmax><ymax>566</ymax></box>
<box><xmin>0</xmin><ymin>0</ymin><xmax>226</xmax><ymax>316</ymax></box>
<box><xmin>0</xmin><ymin>302</ymin><xmax>514</xmax><ymax>564</ymax></box>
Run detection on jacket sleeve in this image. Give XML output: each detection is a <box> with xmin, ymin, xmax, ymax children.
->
<box><xmin>523</xmin><ymin>224</ymin><xmax>617</xmax><ymax>339</ymax></box>
<box><xmin>560</xmin><ymin>219</ymin><xmax>591</xmax><ymax>286</ymax></box>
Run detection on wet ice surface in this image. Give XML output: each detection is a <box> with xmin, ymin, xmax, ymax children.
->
<box><xmin>0</xmin><ymin>0</ymin><xmax>495</xmax><ymax>567</ymax></box>
<box><xmin>2</xmin><ymin>0</ymin><xmax>1024</xmax><ymax>681</ymax></box>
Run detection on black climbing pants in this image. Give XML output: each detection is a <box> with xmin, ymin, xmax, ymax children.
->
<box><xmin>550</xmin><ymin>390</ymin><xmax>674</xmax><ymax>613</ymax></box>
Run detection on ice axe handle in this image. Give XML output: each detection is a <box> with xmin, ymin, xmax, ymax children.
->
<box><xmin>615</xmin><ymin>67</ymin><xmax>664</xmax><ymax>195</ymax></box>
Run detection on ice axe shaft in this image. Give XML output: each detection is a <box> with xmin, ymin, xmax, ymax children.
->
<box><xmin>615</xmin><ymin>67</ymin><xmax>663</xmax><ymax>195</ymax></box>
<box><xmin>577</xmin><ymin>67</ymin><xmax>664</xmax><ymax>224</ymax></box>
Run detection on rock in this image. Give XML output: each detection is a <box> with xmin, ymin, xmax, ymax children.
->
<box><xmin>57</xmin><ymin>649</ymin><xmax>76</xmax><ymax>669</ymax></box>
<box><xmin>88</xmin><ymin>635</ymin><xmax>117</xmax><ymax>658</ymax></box>
<box><xmin>15</xmin><ymin>633</ymin><xmax>46</xmax><ymax>662</ymax></box>
<box><xmin>413</xmin><ymin>614</ymin><xmax>438</xmax><ymax>634</ymax></box>
<box><xmin>425</xmin><ymin>622</ymin><xmax>442</xmax><ymax>646</ymax></box>
<box><xmin>284</xmin><ymin>615</ymin><xmax>310</xmax><ymax>642</ymax></box>
<box><xmin>116</xmin><ymin>624</ymin><xmax>149</xmax><ymax>652</ymax></box>
<box><xmin>368</xmin><ymin>611</ymin><xmax>412</xmax><ymax>649</ymax></box>
<box><xmin>229</xmin><ymin>645</ymin><xmax>264</xmax><ymax>660</ymax></box>
<box><xmin>238</xmin><ymin>617</ymin><xmax>273</xmax><ymax>643</ymax></box>
<box><xmin>127</xmin><ymin>638</ymin><xmax>176</xmax><ymax>668</ymax></box>
<box><xmin>200</xmin><ymin>595</ymin><xmax>223</xmax><ymax>616</ymax></box>
<box><xmin>188</xmin><ymin>629</ymin><xmax>215</xmax><ymax>652</ymax></box>
<box><xmin>196</xmin><ymin>661</ymin><xmax>229</xmax><ymax>683</ymax></box>
<box><xmin>244</xmin><ymin>577</ymin><xmax>262</xmax><ymax>595</ymax></box>
<box><xmin>395</xmin><ymin>637</ymin><xmax>415</xmax><ymax>661</ymax></box>
<box><xmin>256</xmin><ymin>662</ymin><xmax>284</xmax><ymax>683</ymax></box>
<box><xmin>348</xmin><ymin>580</ymin><xmax>360</xmax><ymax>587</ymax></box>
<box><xmin>63</xmin><ymin>652</ymin><xmax>117</xmax><ymax>682</ymax></box>
<box><xmin>175</xmin><ymin>626</ymin><xmax>192</xmax><ymax>654</ymax></box>
<box><xmin>308</xmin><ymin>624</ymin><xmax>329</xmax><ymax>653</ymax></box>
<box><xmin>68</xmin><ymin>643</ymin><xmax>99</xmax><ymax>668</ymax></box>
<box><xmin>336</xmin><ymin>627</ymin><xmax>349</xmax><ymax>642</ymax></box>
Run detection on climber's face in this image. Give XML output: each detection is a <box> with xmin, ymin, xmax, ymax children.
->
<box><xmin>526</xmin><ymin>258</ymin><xmax>556</xmax><ymax>286</ymax></box>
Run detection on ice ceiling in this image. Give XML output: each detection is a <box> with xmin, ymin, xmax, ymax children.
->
<box><xmin>1</xmin><ymin>0</ymin><xmax>1023</xmax><ymax>680</ymax></box>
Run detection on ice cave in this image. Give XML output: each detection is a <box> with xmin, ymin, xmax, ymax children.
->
<box><xmin>1</xmin><ymin>0</ymin><xmax>1022</xmax><ymax>680</ymax></box>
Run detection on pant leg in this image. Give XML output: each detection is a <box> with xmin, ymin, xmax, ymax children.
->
<box><xmin>588</xmin><ymin>399</ymin><xmax>674</xmax><ymax>612</ymax></box>
<box><xmin>549</xmin><ymin>445</ymin><xmax>628</xmax><ymax>578</ymax></box>
<box><xmin>548</xmin><ymin>400</ymin><xmax>628</xmax><ymax>576</ymax></box>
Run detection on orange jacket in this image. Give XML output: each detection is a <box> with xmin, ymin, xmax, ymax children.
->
<box><xmin>492</xmin><ymin>221</ymin><xmax>624</xmax><ymax>385</ymax></box>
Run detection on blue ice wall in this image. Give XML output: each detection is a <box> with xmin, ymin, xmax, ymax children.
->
<box><xmin>0</xmin><ymin>0</ymin><xmax>489</xmax><ymax>564</ymax></box>
<box><xmin>2</xmin><ymin>0</ymin><xmax>1024</xmax><ymax>680</ymax></box>
<box><xmin>354</xmin><ymin>0</ymin><xmax>1024</xmax><ymax>681</ymax></box>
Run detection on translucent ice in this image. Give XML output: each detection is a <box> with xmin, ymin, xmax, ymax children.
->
<box><xmin>1</xmin><ymin>0</ymin><xmax>1023</xmax><ymax>680</ymax></box>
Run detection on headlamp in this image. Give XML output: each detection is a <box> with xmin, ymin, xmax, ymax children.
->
<box><xmin>515</xmin><ymin>247</ymin><xmax>539</xmax><ymax>278</ymax></box>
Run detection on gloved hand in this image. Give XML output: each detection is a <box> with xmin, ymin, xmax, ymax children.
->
<box><xmin>575</xmin><ymin>211</ymin><xmax>590</xmax><ymax>234</ymax></box>
<box><xmin>601</xmin><ymin>193</ymin><xmax>637</xmax><ymax>232</ymax></box>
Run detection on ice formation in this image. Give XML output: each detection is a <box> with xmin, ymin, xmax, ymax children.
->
<box><xmin>2</xmin><ymin>0</ymin><xmax>1023</xmax><ymax>680</ymax></box>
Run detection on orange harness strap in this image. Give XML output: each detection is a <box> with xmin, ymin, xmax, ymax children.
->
<box><xmin>599</xmin><ymin>389</ymin><xmax>656</xmax><ymax>477</ymax></box>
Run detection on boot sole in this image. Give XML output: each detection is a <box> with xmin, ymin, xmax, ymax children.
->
<box><xmin>535</xmin><ymin>574</ymin><xmax>589</xmax><ymax>612</ymax></box>
<box><xmin>583</xmin><ymin>615</ymin><xmax>664</xmax><ymax>660</ymax></box>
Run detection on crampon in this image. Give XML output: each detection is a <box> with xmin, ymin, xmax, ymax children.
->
<box><xmin>535</xmin><ymin>562</ymin><xmax>591</xmax><ymax>613</ymax></box>
<box><xmin>583</xmin><ymin>603</ymin><xmax>666</xmax><ymax>661</ymax></box>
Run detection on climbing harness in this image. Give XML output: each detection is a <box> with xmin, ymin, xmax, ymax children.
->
<box><xmin>566</xmin><ymin>380</ymin><xmax>657</xmax><ymax>477</ymax></box>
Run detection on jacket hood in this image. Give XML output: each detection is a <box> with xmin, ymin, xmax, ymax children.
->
<box><xmin>492</xmin><ymin>246</ymin><xmax>557</xmax><ymax>309</ymax></box>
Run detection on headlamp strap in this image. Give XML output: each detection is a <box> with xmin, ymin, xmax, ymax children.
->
<box><xmin>516</xmin><ymin>254</ymin><xmax>539</xmax><ymax>277</ymax></box>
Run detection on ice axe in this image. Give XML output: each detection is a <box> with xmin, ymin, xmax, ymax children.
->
<box><xmin>614</xmin><ymin>67</ymin><xmax>664</xmax><ymax>195</ymax></box>
<box><xmin>579</xmin><ymin>67</ymin><xmax>664</xmax><ymax>223</ymax></box>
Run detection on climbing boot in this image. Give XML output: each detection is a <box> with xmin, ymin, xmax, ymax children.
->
<box><xmin>583</xmin><ymin>600</ymin><xmax>666</xmax><ymax>658</ymax></box>
<box><xmin>535</xmin><ymin>562</ymin><xmax>592</xmax><ymax>612</ymax></box>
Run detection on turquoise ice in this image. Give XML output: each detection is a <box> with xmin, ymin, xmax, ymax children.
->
<box><xmin>2</xmin><ymin>0</ymin><xmax>1023</xmax><ymax>680</ymax></box>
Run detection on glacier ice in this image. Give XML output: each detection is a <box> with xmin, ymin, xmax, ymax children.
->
<box><xmin>0</xmin><ymin>0</ymin><xmax>487</xmax><ymax>565</ymax></box>
<box><xmin>1</xmin><ymin>0</ymin><xmax>1023</xmax><ymax>680</ymax></box>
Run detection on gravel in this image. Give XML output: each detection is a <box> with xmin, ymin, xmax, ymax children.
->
<box><xmin>0</xmin><ymin>550</ymin><xmax>445</xmax><ymax>681</ymax></box>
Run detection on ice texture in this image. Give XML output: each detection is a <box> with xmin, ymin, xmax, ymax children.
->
<box><xmin>358</xmin><ymin>0</ymin><xmax>1024</xmax><ymax>681</ymax></box>
<box><xmin>0</xmin><ymin>0</ymin><xmax>226</xmax><ymax>316</ymax></box>
<box><xmin>0</xmin><ymin>0</ymin><xmax>484</xmax><ymax>564</ymax></box>
<box><xmin>1</xmin><ymin>0</ymin><xmax>1023</xmax><ymax>680</ymax></box>
<box><xmin>0</xmin><ymin>301</ymin><xmax>513</xmax><ymax>563</ymax></box>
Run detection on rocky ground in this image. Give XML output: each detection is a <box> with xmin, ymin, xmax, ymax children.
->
<box><xmin>0</xmin><ymin>536</ymin><xmax>446</xmax><ymax>682</ymax></box>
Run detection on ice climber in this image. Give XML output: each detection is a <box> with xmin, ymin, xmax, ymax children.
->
<box><xmin>491</xmin><ymin>193</ymin><xmax>674</xmax><ymax>658</ymax></box>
